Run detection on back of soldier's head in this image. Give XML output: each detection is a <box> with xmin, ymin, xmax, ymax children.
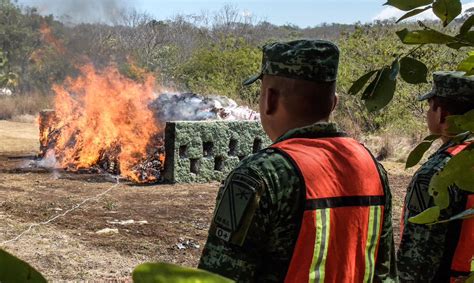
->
<box><xmin>243</xmin><ymin>39</ymin><xmax>339</xmax><ymax>121</ymax></box>
<box><xmin>263</xmin><ymin>75</ymin><xmax>336</xmax><ymax>121</ymax></box>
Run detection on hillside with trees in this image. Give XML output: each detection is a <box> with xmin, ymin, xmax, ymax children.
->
<box><xmin>0</xmin><ymin>0</ymin><xmax>465</xmax><ymax>140</ymax></box>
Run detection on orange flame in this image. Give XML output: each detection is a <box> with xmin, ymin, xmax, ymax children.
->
<box><xmin>50</xmin><ymin>63</ymin><xmax>162</xmax><ymax>182</ymax></box>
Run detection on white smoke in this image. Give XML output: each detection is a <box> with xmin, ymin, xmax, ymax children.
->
<box><xmin>151</xmin><ymin>93</ymin><xmax>260</xmax><ymax>122</ymax></box>
<box><xmin>19</xmin><ymin>0</ymin><xmax>129</xmax><ymax>25</ymax></box>
<box><xmin>23</xmin><ymin>149</ymin><xmax>61</xmax><ymax>179</ymax></box>
<box><xmin>36</xmin><ymin>149</ymin><xmax>59</xmax><ymax>168</ymax></box>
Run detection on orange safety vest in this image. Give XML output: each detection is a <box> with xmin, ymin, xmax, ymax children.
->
<box><xmin>272</xmin><ymin>136</ymin><xmax>386</xmax><ymax>283</ymax></box>
<box><xmin>444</xmin><ymin>143</ymin><xmax>474</xmax><ymax>282</ymax></box>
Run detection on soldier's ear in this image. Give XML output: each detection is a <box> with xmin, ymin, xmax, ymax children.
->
<box><xmin>438</xmin><ymin>107</ymin><xmax>450</xmax><ymax>124</ymax></box>
<box><xmin>264</xmin><ymin>87</ymin><xmax>279</xmax><ymax>115</ymax></box>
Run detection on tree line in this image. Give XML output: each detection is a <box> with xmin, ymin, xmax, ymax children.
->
<box><xmin>0</xmin><ymin>0</ymin><xmax>466</xmax><ymax>135</ymax></box>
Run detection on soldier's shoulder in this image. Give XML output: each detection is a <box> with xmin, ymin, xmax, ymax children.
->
<box><xmin>237</xmin><ymin>147</ymin><xmax>298</xmax><ymax>184</ymax></box>
<box><xmin>415</xmin><ymin>149</ymin><xmax>452</xmax><ymax>176</ymax></box>
<box><xmin>234</xmin><ymin>147</ymin><xmax>303</xmax><ymax>200</ymax></box>
<box><xmin>238</xmin><ymin>147</ymin><xmax>293</xmax><ymax>170</ymax></box>
<box><xmin>239</xmin><ymin>147</ymin><xmax>286</xmax><ymax>165</ymax></box>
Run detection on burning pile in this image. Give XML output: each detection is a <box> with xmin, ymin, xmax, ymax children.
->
<box><xmin>38</xmin><ymin>64</ymin><xmax>164</xmax><ymax>182</ymax></box>
<box><xmin>38</xmin><ymin>64</ymin><xmax>259</xmax><ymax>183</ymax></box>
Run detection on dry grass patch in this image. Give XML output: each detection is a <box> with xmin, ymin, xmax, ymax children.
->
<box><xmin>0</xmin><ymin>120</ymin><xmax>39</xmax><ymax>155</ymax></box>
<box><xmin>0</xmin><ymin>94</ymin><xmax>53</xmax><ymax>120</ymax></box>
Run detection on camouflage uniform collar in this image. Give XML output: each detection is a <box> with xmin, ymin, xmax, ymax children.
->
<box><xmin>274</xmin><ymin>122</ymin><xmax>344</xmax><ymax>144</ymax></box>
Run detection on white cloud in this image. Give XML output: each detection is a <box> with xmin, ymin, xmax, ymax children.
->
<box><xmin>373</xmin><ymin>1</ymin><xmax>474</xmax><ymax>22</ymax></box>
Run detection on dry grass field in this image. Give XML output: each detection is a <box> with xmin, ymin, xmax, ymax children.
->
<box><xmin>0</xmin><ymin>120</ymin><xmax>412</xmax><ymax>281</ymax></box>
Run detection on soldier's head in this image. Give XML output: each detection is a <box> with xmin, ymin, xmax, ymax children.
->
<box><xmin>243</xmin><ymin>39</ymin><xmax>339</xmax><ymax>141</ymax></box>
<box><xmin>418</xmin><ymin>71</ymin><xmax>474</xmax><ymax>137</ymax></box>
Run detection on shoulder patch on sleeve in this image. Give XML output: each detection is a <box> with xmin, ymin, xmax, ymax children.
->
<box><xmin>212</xmin><ymin>172</ymin><xmax>263</xmax><ymax>246</ymax></box>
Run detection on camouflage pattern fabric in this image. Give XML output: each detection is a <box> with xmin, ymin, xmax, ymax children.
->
<box><xmin>418</xmin><ymin>71</ymin><xmax>474</xmax><ymax>103</ymax></box>
<box><xmin>198</xmin><ymin>122</ymin><xmax>398</xmax><ymax>282</ymax></box>
<box><xmin>243</xmin><ymin>39</ymin><xmax>339</xmax><ymax>86</ymax></box>
<box><xmin>397</xmin><ymin>140</ymin><xmax>472</xmax><ymax>282</ymax></box>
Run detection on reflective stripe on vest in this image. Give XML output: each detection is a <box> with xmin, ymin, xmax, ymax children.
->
<box><xmin>272</xmin><ymin>137</ymin><xmax>385</xmax><ymax>283</ymax></box>
<box><xmin>447</xmin><ymin>142</ymin><xmax>474</xmax><ymax>282</ymax></box>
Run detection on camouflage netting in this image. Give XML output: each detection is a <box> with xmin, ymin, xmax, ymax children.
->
<box><xmin>164</xmin><ymin>121</ymin><xmax>270</xmax><ymax>183</ymax></box>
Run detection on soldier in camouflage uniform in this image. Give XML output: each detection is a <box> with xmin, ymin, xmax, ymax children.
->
<box><xmin>397</xmin><ymin>71</ymin><xmax>474</xmax><ymax>282</ymax></box>
<box><xmin>198</xmin><ymin>40</ymin><xmax>398</xmax><ymax>282</ymax></box>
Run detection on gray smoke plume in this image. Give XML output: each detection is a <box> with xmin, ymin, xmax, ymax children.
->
<box><xmin>21</xmin><ymin>0</ymin><xmax>130</xmax><ymax>25</ymax></box>
<box><xmin>150</xmin><ymin>93</ymin><xmax>260</xmax><ymax>122</ymax></box>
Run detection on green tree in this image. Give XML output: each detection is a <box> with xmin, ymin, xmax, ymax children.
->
<box><xmin>336</xmin><ymin>22</ymin><xmax>464</xmax><ymax>135</ymax></box>
<box><xmin>176</xmin><ymin>37</ymin><xmax>261</xmax><ymax>104</ymax></box>
<box><xmin>349</xmin><ymin>0</ymin><xmax>474</xmax><ymax>226</ymax></box>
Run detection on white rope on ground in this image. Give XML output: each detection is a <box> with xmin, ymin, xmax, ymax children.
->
<box><xmin>0</xmin><ymin>178</ymin><xmax>120</xmax><ymax>246</ymax></box>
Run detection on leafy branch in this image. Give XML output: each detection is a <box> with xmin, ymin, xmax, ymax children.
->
<box><xmin>350</xmin><ymin>0</ymin><xmax>474</xmax><ymax>225</ymax></box>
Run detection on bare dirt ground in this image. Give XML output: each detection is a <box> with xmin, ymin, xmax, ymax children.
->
<box><xmin>0</xmin><ymin>120</ymin><xmax>413</xmax><ymax>281</ymax></box>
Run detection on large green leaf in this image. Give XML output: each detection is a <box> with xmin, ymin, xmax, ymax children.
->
<box><xmin>396</xmin><ymin>6</ymin><xmax>432</xmax><ymax>23</ymax></box>
<box><xmin>446</xmin><ymin>41</ymin><xmax>471</xmax><ymax>49</ymax></box>
<box><xmin>433</xmin><ymin>0</ymin><xmax>462</xmax><ymax>27</ymax></box>
<box><xmin>399</xmin><ymin>56</ymin><xmax>429</xmax><ymax>84</ymax></box>
<box><xmin>133</xmin><ymin>263</ymin><xmax>235</xmax><ymax>283</ymax></box>
<box><xmin>396</xmin><ymin>28</ymin><xmax>458</xmax><ymax>44</ymax></box>
<box><xmin>348</xmin><ymin>70</ymin><xmax>378</xmax><ymax>96</ymax></box>
<box><xmin>361</xmin><ymin>69</ymin><xmax>383</xmax><ymax>100</ymax></box>
<box><xmin>384</xmin><ymin>0</ymin><xmax>433</xmax><ymax>11</ymax></box>
<box><xmin>405</xmin><ymin>135</ymin><xmax>441</xmax><ymax>168</ymax></box>
<box><xmin>409</xmin><ymin>206</ymin><xmax>441</xmax><ymax>224</ymax></box>
<box><xmin>460</xmin><ymin>14</ymin><xmax>474</xmax><ymax>35</ymax></box>
<box><xmin>430</xmin><ymin>145</ymin><xmax>474</xmax><ymax>194</ymax></box>
<box><xmin>431</xmin><ymin>183</ymin><xmax>450</xmax><ymax>209</ymax></box>
<box><xmin>446</xmin><ymin>109</ymin><xmax>474</xmax><ymax>133</ymax></box>
<box><xmin>389</xmin><ymin>58</ymin><xmax>400</xmax><ymax>80</ymax></box>
<box><xmin>363</xmin><ymin>67</ymin><xmax>397</xmax><ymax>112</ymax></box>
<box><xmin>462</xmin><ymin>31</ymin><xmax>474</xmax><ymax>45</ymax></box>
<box><xmin>456</xmin><ymin>52</ymin><xmax>474</xmax><ymax>75</ymax></box>
<box><xmin>0</xmin><ymin>249</ymin><xmax>47</xmax><ymax>283</ymax></box>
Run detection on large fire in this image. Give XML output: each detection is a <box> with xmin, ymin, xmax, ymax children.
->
<box><xmin>41</xmin><ymin>64</ymin><xmax>164</xmax><ymax>182</ymax></box>
<box><xmin>34</xmin><ymin>24</ymin><xmax>260</xmax><ymax>183</ymax></box>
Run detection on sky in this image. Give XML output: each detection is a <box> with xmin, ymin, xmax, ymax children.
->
<box><xmin>16</xmin><ymin>0</ymin><xmax>474</xmax><ymax>27</ymax></box>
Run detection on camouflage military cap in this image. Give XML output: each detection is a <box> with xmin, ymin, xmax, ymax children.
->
<box><xmin>243</xmin><ymin>39</ymin><xmax>339</xmax><ymax>86</ymax></box>
<box><xmin>418</xmin><ymin>71</ymin><xmax>474</xmax><ymax>103</ymax></box>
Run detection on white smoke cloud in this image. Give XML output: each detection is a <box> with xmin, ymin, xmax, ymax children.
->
<box><xmin>373</xmin><ymin>1</ymin><xmax>474</xmax><ymax>22</ymax></box>
<box><xmin>36</xmin><ymin>149</ymin><xmax>59</xmax><ymax>168</ymax></box>
<box><xmin>20</xmin><ymin>0</ymin><xmax>130</xmax><ymax>25</ymax></box>
<box><xmin>150</xmin><ymin>93</ymin><xmax>260</xmax><ymax>122</ymax></box>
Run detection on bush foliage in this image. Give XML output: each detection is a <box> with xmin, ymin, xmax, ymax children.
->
<box><xmin>0</xmin><ymin>0</ymin><xmax>463</xmax><ymax>137</ymax></box>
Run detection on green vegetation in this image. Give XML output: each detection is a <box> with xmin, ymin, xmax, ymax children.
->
<box><xmin>1</xmin><ymin>0</ymin><xmax>472</xmax><ymax>281</ymax></box>
<box><xmin>1</xmin><ymin>0</ymin><xmax>462</xmax><ymax>140</ymax></box>
<box><xmin>133</xmin><ymin>262</ymin><xmax>234</xmax><ymax>283</ymax></box>
<box><xmin>348</xmin><ymin>0</ymin><xmax>474</xmax><ymax>227</ymax></box>
<box><xmin>0</xmin><ymin>249</ymin><xmax>47</xmax><ymax>283</ymax></box>
<box><xmin>0</xmin><ymin>0</ymin><xmax>469</xmax><ymax>169</ymax></box>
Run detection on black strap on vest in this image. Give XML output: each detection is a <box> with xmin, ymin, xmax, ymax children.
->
<box><xmin>279</xmin><ymin>131</ymin><xmax>347</xmax><ymax>140</ymax></box>
<box><xmin>271</xmin><ymin>138</ymin><xmax>387</xmax><ymax>211</ymax></box>
<box><xmin>305</xmin><ymin>195</ymin><xmax>386</xmax><ymax>210</ymax></box>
